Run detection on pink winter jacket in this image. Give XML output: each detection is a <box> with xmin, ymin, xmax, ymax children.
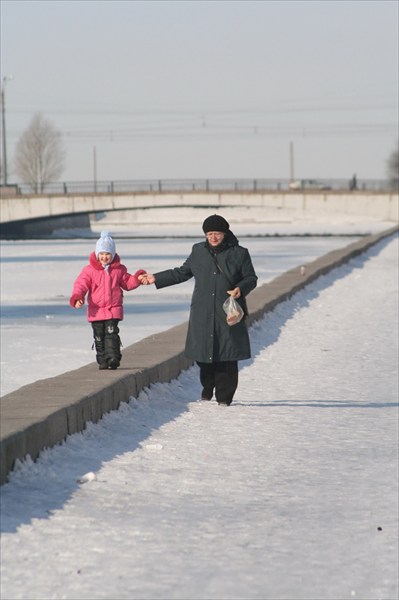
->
<box><xmin>70</xmin><ymin>252</ymin><xmax>146</xmax><ymax>322</ymax></box>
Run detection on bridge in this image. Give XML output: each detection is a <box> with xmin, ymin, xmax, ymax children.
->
<box><xmin>1</xmin><ymin>188</ymin><xmax>398</xmax><ymax>238</ymax></box>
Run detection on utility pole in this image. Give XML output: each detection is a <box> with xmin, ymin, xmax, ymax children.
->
<box><xmin>93</xmin><ymin>146</ymin><xmax>97</xmax><ymax>192</ymax></box>
<box><xmin>289</xmin><ymin>141</ymin><xmax>295</xmax><ymax>182</ymax></box>
<box><xmin>1</xmin><ymin>75</ymin><xmax>13</xmax><ymax>186</ymax></box>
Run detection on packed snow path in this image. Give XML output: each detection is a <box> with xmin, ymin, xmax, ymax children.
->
<box><xmin>1</xmin><ymin>234</ymin><xmax>398</xmax><ymax>600</ymax></box>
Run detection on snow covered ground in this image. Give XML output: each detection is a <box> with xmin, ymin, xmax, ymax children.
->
<box><xmin>0</xmin><ymin>222</ymin><xmax>398</xmax><ymax>600</ymax></box>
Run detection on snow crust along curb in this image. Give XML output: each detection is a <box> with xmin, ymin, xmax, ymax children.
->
<box><xmin>0</xmin><ymin>224</ymin><xmax>397</xmax><ymax>485</ymax></box>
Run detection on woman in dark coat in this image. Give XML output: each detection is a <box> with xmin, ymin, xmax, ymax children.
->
<box><xmin>143</xmin><ymin>215</ymin><xmax>258</xmax><ymax>405</ymax></box>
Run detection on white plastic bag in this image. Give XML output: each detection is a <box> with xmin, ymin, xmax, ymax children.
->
<box><xmin>223</xmin><ymin>295</ymin><xmax>244</xmax><ymax>326</ymax></box>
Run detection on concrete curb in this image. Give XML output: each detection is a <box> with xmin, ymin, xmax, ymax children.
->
<box><xmin>1</xmin><ymin>225</ymin><xmax>397</xmax><ymax>485</ymax></box>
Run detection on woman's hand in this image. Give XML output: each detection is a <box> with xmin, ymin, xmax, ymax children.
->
<box><xmin>74</xmin><ymin>299</ymin><xmax>84</xmax><ymax>308</ymax></box>
<box><xmin>139</xmin><ymin>273</ymin><xmax>156</xmax><ymax>285</ymax></box>
<box><xmin>227</xmin><ymin>287</ymin><xmax>241</xmax><ymax>299</ymax></box>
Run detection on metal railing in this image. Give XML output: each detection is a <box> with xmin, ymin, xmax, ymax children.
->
<box><xmin>1</xmin><ymin>177</ymin><xmax>396</xmax><ymax>197</ymax></box>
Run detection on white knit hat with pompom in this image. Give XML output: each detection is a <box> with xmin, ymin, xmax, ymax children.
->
<box><xmin>95</xmin><ymin>231</ymin><xmax>116</xmax><ymax>260</ymax></box>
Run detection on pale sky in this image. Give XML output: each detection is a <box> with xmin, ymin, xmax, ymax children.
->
<box><xmin>1</xmin><ymin>0</ymin><xmax>398</xmax><ymax>183</ymax></box>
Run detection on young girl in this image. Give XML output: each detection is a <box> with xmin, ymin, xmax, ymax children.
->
<box><xmin>70</xmin><ymin>231</ymin><xmax>147</xmax><ymax>370</ymax></box>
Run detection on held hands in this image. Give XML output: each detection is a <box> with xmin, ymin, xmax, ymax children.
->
<box><xmin>139</xmin><ymin>275</ymin><xmax>237</xmax><ymax>293</ymax></box>
<box><xmin>138</xmin><ymin>273</ymin><xmax>156</xmax><ymax>285</ymax></box>
<box><xmin>227</xmin><ymin>287</ymin><xmax>241</xmax><ymax>299</ymax></box>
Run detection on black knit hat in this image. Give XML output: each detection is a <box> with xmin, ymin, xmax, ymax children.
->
<box><xmin>202</xmin><ymin>214</ymin><xmax>230</xmax><ymax>234</ymax></box>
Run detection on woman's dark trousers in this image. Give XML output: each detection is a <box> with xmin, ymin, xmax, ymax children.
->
<box><xmin>92</xmin><ymin>319</ymin><xmax>122</xmax><ymax>369</ymax></box>
<box><xmin>197</xmin><ymin>361</ymin><xmax>238</xmax><ymax>405</ymax></box>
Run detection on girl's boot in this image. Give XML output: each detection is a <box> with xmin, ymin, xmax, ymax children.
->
<box><xmin>104</xmin><ymin>319</ymin><xmax>122</xmax><ymax>369</ymax></box>
<box><xmin>91</xmin><ymin>322</ymin><xmax>107</xmax><ymax>369</ymax></box>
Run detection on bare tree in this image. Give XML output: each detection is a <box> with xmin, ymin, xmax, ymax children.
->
<box><xmin>387</xmin><ymin>144</ymin><xmax>399</xmax><ymax>191</ymax></box>
<box><xmin>14</xmin><ymin>113</ymin><xmax>66</xmax><ymax>192</ymax></box>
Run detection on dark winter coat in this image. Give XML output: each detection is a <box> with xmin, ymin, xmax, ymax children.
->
<box><xmin>154</xmin><ymin>234</ymin><xmax>258</xmax><ymax>363</ymax></box>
